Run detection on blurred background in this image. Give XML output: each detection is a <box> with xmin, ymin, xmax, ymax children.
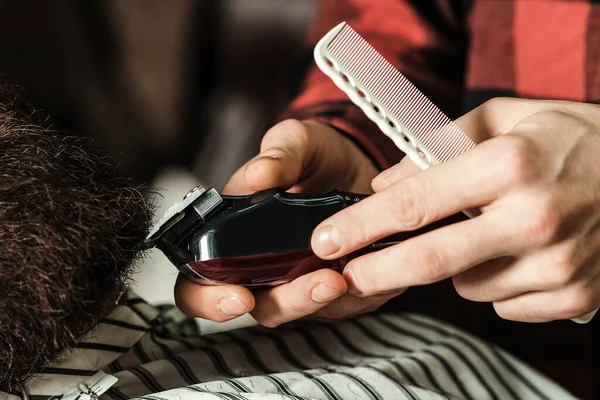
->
<box><xmin>0</xmin><ymin>0</ymin><xmax>316</xmax><ymax>331</ymax></box>
<box><xmin>0</xmin><ymin>0</ymin><xmax>316</xmax><ymax>187</ymax></box>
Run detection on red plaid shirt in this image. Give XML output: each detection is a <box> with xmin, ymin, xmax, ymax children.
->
<box><xmin>283</xmin><ymin>0</ymin><xmax>600</xmax><ymax>170</ymax></box>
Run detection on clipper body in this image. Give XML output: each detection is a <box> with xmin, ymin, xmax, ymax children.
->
<box><xmin>147</xmin><ymin>186</ymin><xmax>465</xmax><ymax>288</ymax></box>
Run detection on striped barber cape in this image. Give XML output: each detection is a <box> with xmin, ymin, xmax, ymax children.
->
<box><xmin>7</xmin><ymin>291</ymin><xmax>576</xmax><ymax>400</ymax></box>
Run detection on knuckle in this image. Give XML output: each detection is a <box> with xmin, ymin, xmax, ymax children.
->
<box><xmin>481</xmin><ymin>97</ymin><xmax>514</xmax><ymax>112</ymax></box>
<box><xmin>543</xmin><ymin>246</ymin><xmax>579</xmax><ymax>287</ymax></box>
<box><xmin>478</xmin><ymin>98</ymin><xmax>513</xmax><ymax>121</ymax></box>
<box><xmin>547</xmin><ymin>263</ymin><xmax>577</xmax><ymax>289</ymax></box>
<box><xmin>496</xmin><ymin>135</ymin><xmax>540</xmax><ymax>187</ymax></box>
<box><xmin>344</xmin><ymin>215</ymin><xmax>372</xmax><ymax>251</ymax></box>
<box><xmin>411</xmin><ymin>246</ymin><xmax>446</xmax><ymax>284</ymax></box>
<box><xmin>533</xmin><ymin>109</ymin><xmax>590</xmax><ymax>134</ymax></box>
<box><xmin>389</xmin><ymin>183</ymin><xmax>428</xmax><ymax>230</ymax></box>
<box><xmin>522</xmin><ymin>196</ymin><xmax>561</xmax><ymax>245</ymax></box>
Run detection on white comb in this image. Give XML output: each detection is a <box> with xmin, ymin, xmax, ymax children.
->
<box><xmin>314</xmin><ymin>22</ymin><xmax>475</xmax><ymax>170</ymax></box>
<box><xmin>313</xmin><ymin>22</ymin><xmax>596</xmax><ymax>325</ymax></box>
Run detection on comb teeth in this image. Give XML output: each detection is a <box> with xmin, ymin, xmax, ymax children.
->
<box><xmin>314</xmin><ymin>22</ymin><xmax>475</xmax><ymax>167</ymax></box>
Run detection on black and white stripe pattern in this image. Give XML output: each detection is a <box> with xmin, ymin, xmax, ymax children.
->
<box><xmin>14</xmin><ymin>291</ymin><xmax>575</xmax><ymax>400</ymax></box>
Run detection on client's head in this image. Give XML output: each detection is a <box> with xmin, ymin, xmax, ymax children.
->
<box><xmin>0</xmin><ymin>85</ymin><xmax>154</xmax><ymax>392</ymax></box>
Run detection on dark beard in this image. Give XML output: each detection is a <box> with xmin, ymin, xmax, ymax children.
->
<box><xmin>0</xmin><ymin>85</ymin><xmax>155</xmax><ymax>392</ymax></box>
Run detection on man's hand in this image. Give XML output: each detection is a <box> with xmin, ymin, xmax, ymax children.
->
<box><xmin>311</xmin><ymin>98</ymin><xmax>600</xmax><ymax>323</ymax></box>
<box><xmin>175</xmin><ymin>120</ymin><xmax>401</xmax><ymax>327</ymax></box>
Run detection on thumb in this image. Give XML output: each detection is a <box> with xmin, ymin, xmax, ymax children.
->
<box><xmin>243</xmin><ymin>119</ymin><xmax>315</xmax><ymax>192</ymax></box>
<box><xmin>220</xmin><ymin>165</ymin><xmax>253</xmax><ymax>195</ymax></box>
<box><xmin>371</xmin><ymin>156</ymin><xmax>421</xmax><ymax>192</ymax></box>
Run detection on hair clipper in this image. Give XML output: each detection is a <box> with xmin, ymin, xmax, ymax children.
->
<box><xmin>145</xmin><ymin>186</ymin><xmax>466</xmax><ymax>288</ymax></box>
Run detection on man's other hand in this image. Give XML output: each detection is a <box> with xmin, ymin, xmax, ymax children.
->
<box><xmin>175</xmin><ymin>119</ymin><xmax>404</xmax><ymax>327</ymax></box>
<box><xmin>311</xmin><ymin>99</ymin><xmax>600</xmax><ymax>323</ymax></box>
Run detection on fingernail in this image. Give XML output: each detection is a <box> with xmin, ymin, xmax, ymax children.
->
<box><xmin>217</xmin><ymin>296</ymin><xmax>250</xmax><ymax>317</ymax></box>
<box><xmin>261</xmin><ymin>148</ymin><xmax>286</xmax><ymax>159</ymax></box>
<box><xmin>246</xmin><ymin>154</ymin><xmax>281</xmax><ymax>169</ymax></box>
<box><xmin>372</xmin><ymin>166</ymin><xmax>396</xmax><ymax>182</ymax></box>
<box><xmin>310</xmin><ymin>281</ymin><xmax>343</xmax><ymax>303</ymax></box>
<box><xmin>312</xmin><ymin>225</ymin><xmax>342</xmax><ymax>256</ymax></box>
<box><xmin>344</xmin><ymin>269</ymin><xmax>365</xmax><ymax>297</ymax></box>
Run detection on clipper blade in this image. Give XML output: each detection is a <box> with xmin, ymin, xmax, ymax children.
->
<box><xmin>146</xmin><ymin>186</ymin><xmax>207</xmax><ymax>241</ymax></box>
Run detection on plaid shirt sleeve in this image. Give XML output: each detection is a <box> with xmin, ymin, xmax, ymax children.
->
<box><xmin>278</xmin><ymin>0</ymin><xmax>467</xmax><ymax>170</ymax></box>
<box><xmin>463</xmin><ymin>1</ymin><xmax>600</xmax><ymax>107</ymax></box>
<box><xmin>279</xmin><ymin>0</ymin><xmax>600</xmax><ymax>170</ymax></box>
